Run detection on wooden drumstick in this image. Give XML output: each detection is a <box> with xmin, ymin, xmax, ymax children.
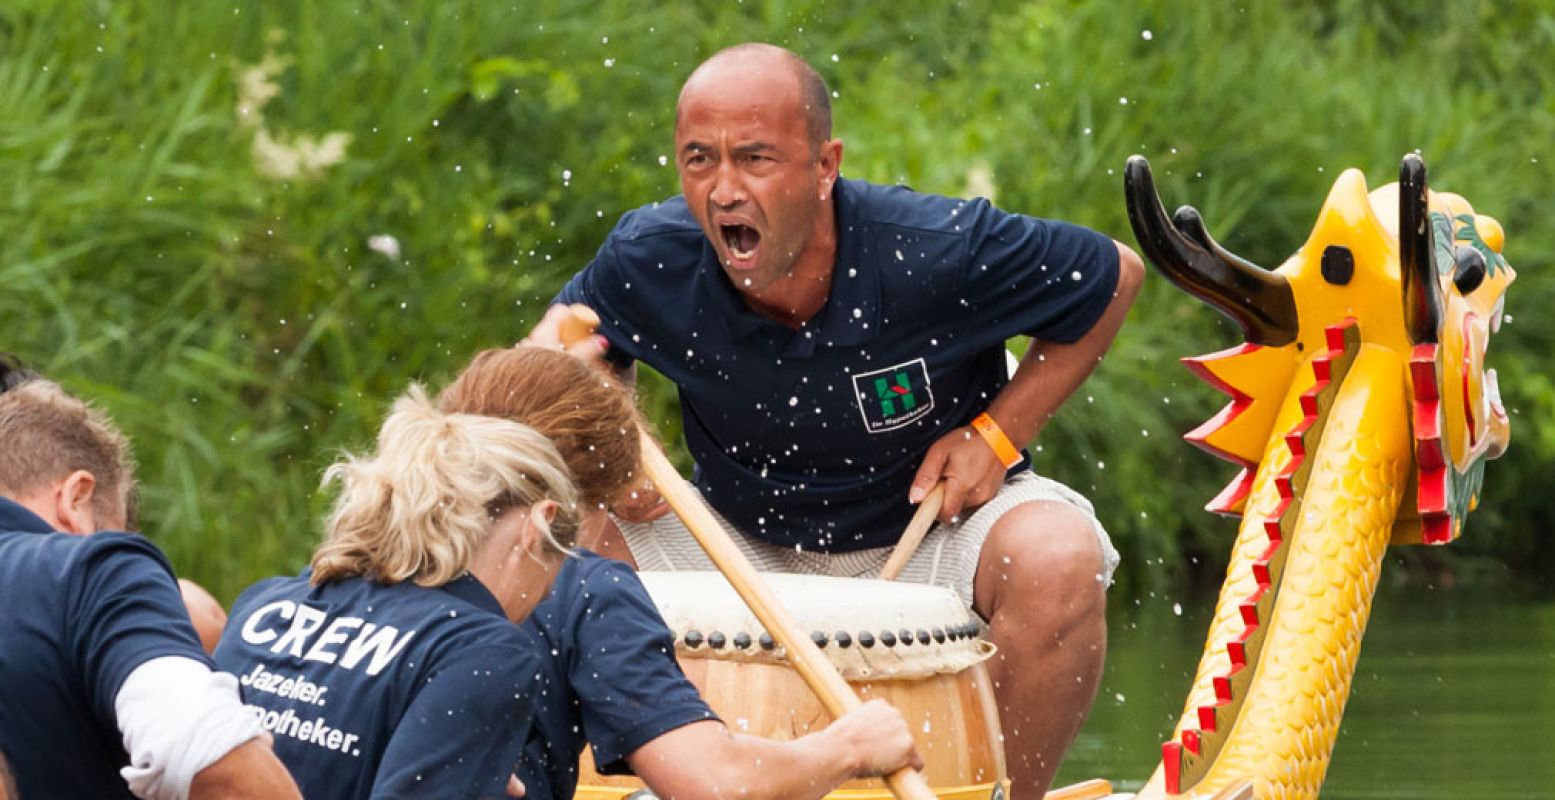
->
<box><xmin>879</xmin><ymin>482</ymin><xmax>945</xmax><ymax>581</ymax></box>
<box><xmin>557</xmin><ymin>304</ymin><xmax>936</xmax><ymax>800</ymax></box>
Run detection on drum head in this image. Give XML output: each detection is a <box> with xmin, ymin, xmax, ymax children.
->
<box><xmin>638</xmin><ymin>572</ymin><xmax>993</xmax><ymax>680</ymax></box>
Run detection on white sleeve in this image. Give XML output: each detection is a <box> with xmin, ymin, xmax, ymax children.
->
<box><xmin>115</xmin><ymin>656</ymin><xmax>267</xmax><ymax>800</ymax></box>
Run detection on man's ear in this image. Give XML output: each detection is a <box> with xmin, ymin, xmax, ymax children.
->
<box><xmin>518</xmin><ymin>500</ymin><xmax>560</xmax><ymax>552</ymax></box>
<box><xmin>54</xmin><ymin>470</ymin><xmax>99</xmax><ymax>535</ymax></box>
<box><xmin>818</xmin><ymin>138</ymin><xmax>844</xmax><ymax>199</ymax></box>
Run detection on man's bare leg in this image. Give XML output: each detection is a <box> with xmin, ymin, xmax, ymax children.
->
<box><xmin>974</xmin><ymin>500</ymin><xmax>1108</xmax><ymax>798</ymax></box>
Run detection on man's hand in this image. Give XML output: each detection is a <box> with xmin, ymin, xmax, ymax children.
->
<box><xmin>822</xmin><ymin>699</ymin><xmax>924</xmax><ymax>778</ymax></box>
<box><xmin>519</xmin><ymin>304</ymin><xmax>611</xmax><ymax>364</ymax></box>
<box><xmin>610</xmin><ymin>480</ymin><xmax>671</xmax><ymax>523</ymax></box>
<box><xmin>910</xmin><ymin>426</ymin><xmax>1007</xmax><ymax>524</ymax></box>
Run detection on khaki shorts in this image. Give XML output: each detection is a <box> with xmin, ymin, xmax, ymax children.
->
<box><xmin>618</xmin><ymin>471</ymin><xmax>1120</xmax><ymax>609</ymax></box>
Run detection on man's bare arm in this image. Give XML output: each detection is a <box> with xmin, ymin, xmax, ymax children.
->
<box><xmin>911</xmin><ymin>241</ymin><xmax>1146</xmax><ymax>521</ymax></box>
<box><xmin>987</xmin><ymin>241</ymin><xmax>1145</xmax><ymax>449</ymax></box>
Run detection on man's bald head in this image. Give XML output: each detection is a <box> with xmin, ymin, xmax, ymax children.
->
<box><xmin>678</xmin><ymin>43</ymin><xmax>832</xmax><ymax>150</ymax></box>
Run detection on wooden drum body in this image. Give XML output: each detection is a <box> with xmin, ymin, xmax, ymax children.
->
<box><xmin>575</xmin><ymin>572</ymin><xmax>1009</xmax><ymax>799</ymax></box>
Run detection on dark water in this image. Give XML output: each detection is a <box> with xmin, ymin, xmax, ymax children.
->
<box><xmin>1053</xmin><ymin>584</ymin><xmax>1555</xmax><ymax>798</ymax></box>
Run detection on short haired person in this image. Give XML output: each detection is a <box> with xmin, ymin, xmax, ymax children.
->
<box><xmin>212</xmin><ymin>386</ymin><xmax>580</xmax><ymax>798</ymax></box>
<box><xmin>531</xmin><ymin>43</ymin><xmax>1146</xmax><ymax>797</ymax></box>
<box><xmin>439</xmin><ymin>347</ymin><xmax>922</xmax><ymax>800</ymax></box>
<box><xmin>0</xmin><ymin>357</ymin><xmax>300</xmax><ymax>799</ymax></box>
<box><xmin>0</xmin><ymin>355</ymin><xmax>229</xmax><ymax>657</ymax></box>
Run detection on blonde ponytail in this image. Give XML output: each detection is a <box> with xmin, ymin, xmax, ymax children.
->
<box><xmin>310</xmin><ymin>385</ymin><xmax>580</xmax><ymax>587</ymax></box>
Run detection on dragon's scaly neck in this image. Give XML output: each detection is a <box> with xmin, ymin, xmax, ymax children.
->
<box><xmin>1142</xmin><ymin>323</ymin><xmax>1411</xmax><ymax>798</ymax></box>
<box><xmin>1123</xmin><ymin>154</ymin><xmax>1514</xmax><ymax>798</ymax></box>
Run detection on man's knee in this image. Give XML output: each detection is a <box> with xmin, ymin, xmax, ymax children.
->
<box><xmin>974</xmin><ymin>501</ymin><xmax>1107</xmax><ymax>617</ymax></box>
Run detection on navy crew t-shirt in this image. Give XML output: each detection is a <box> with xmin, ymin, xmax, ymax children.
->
<box><xmin>214</xmin><ymin>570</ymin><xmax>541</xmax><ymax>799</ymax></box>
<box><xmin>556</xmin><ymin>178</ymin><xmax>1120</xmax><ymax>551</ymax></box>
<box><xmin>0</xmin><ymin>496</ymin><xmax>212</xmax><ymax>799</ymax></box>
<box><xmin>514</xmin><ymin>551</ymin><xmax>715</xmax><ymax>799</ymax></box>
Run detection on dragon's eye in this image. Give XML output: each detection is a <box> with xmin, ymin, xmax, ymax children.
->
<box><xmin>1453</xmin><ymin>245</ymin><xmax>1486</xmax><ymax>294</ymax></box>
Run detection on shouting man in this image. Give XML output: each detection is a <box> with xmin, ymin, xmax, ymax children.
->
<box><xmin>535</xmin><ymin>43</ymin><xmax>1144</xmax><ymax>796</ymax></box>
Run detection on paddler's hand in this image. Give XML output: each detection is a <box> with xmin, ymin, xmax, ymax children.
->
<box><xmin>910</xmin><ymin>426</ymin><xmax>1007</xmax><ymax>524</ymax></box>
<box><xmin>519</xmin><ymin>303</ymin><xmax>611</xmax><ymax>364</ymax></box>
<box><xmin>822</xmin><ymin>699</ymin><xmax>924</xmax><ymax>778</ymax></box>
<box><xmin>610</xmin><ymin>479</ymin><xmax>671</xmax><ymax>523</ymax></box>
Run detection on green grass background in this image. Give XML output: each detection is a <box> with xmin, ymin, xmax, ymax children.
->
<box><xmin>4</xmin><ymin>0</ymin><xmax>1552</xmax><ymax>603</ymax></box>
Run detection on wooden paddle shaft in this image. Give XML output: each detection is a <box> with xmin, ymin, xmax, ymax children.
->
<box><xmin>638</xmin><ymin>443</ymin><xmax>860</xmax><ymax>718</ymax></box>
<box><xmin>638</xmin><ymin>426</ymin><xmax>936</xmax><ymax>799</ymax></box>
<box><xmin>556</xmin><ymin>304</ymin><xmax>936</xmax><ymax>800</ymax></box>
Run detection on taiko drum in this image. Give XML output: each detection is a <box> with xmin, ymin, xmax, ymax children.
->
<box><xmin>574</xmin><ymin>572</ymin><xmax>1009</xmax><ymax>799</ymax></box>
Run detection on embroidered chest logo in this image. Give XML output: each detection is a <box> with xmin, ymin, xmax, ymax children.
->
<box><xmin>852</xmin><ymin>358</ymin><xmax>934</xmax><ymax>434</ymax></box>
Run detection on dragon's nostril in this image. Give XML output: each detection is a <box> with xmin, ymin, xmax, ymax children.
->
<box><xmin>1320</xmin><ymin>246</ymin><xmax>1354</xmax><ymax>286</ymax></box>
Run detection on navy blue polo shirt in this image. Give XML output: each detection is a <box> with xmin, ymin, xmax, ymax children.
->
<box><xmin>556</xmin><ymin>178</ymin><xmax>1120</xmax><ymax>551</ymax></box>
<box><xmin>514</xmin><ymin>550</ymin><xmax>715</xmax><ymax>799</ymax></box>
<box><xmin>0</xmin><ymin>496</ymin><xmax>211</xmax><ymax>799</ymax></box>
<box><xmin>214</xmin><ymin>570</ymin><xmax>541</xmax><ymax>799</ymax></box>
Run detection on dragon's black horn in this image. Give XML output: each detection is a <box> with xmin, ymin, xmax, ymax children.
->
<box><xmin>1125</xmin><ymin>156</ymin><xmax>1299</xmax><ymax>346</ymax></box>
<box><xmin>1399</xmin><ymin>154</ymin><xmax>1443</xmax><ymax>345</ymax></box>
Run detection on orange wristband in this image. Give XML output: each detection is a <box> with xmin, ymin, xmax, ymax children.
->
<box><xmin>971</xmin><ymin>412</ymin><xmax>1022</xmax><ymax>468</ymax></box>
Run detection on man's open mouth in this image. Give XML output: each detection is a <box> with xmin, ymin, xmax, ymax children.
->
<box><xmin>720</xmin><ymin>224</ymin><xmax>761</xmax><ymax>261</ymax></box>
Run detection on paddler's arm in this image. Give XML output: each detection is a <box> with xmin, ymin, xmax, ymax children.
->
<box><xmin>626</xmin><ymin>701</ymin><xmax>922</xmax><ymax>800</ymax></box>
<box><xmin>187</xmin><ymin>739</ymin><xmax>301</xmax><ymax>800</ymax></box>
<box><xmin>909</xmin><ymin>240</ymin><xmax>1144</xmax><ymax>523</ymax></box>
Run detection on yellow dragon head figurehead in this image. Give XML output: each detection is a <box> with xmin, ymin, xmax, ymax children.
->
<box><xmin>1126</xmin><ymin>154</ymin><xmax>1515</xmax><ymax>545</ymax></box>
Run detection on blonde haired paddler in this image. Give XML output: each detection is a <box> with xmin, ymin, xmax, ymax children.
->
<box><xmin>440</xmin><ymin>346</ymin><xmax>924</xmax><ymax>800</ymax></box>
<box><xmin>212</xmin><ymin>385</ymin><xmax>580</xmax><ymax>799</ymax></box>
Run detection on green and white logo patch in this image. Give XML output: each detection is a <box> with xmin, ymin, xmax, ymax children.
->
<box><xmin>852</xmin><ymin>358</ymin><xmax>934</xmax><ymax>433</ymax></box>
